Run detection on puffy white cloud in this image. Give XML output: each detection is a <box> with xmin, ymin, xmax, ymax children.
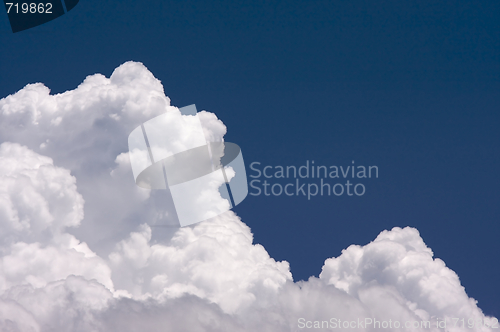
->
<box><xmin>0</xmin><ymin>142</ymin><xmax>83</xmax><ymax>244</ymax></box>
<box><xmin>320</xmin><ymin>227</ymin><xmax>491</xmax><ymax>330</ymax></box>
<box><xmin>0</xmin><ymin>143</ymin><xmax>113</xmax><ymax>294</ymax></box>
<box><xmin>0</xmin><ymin>61</ymin><xmax>227</xmax><ymax>255</ymax></box>
<box><xmin>323</xmin><ymin>229</ymin><xmax>460</xmax><ymax>311</ymax></box>
<box><xmin>108</xmin><ymin>212</ymin><xmax>292</xmax><ymax>314</ymax></box>
<box><xmin>0</xmin><ymin>62</ymin><xmax>496</xmax><ymax>331</ymax></box>
<box><xmin>103</xmin><ymin>223</ymin><xmax>496</xmax><ymax>332</ymax></box>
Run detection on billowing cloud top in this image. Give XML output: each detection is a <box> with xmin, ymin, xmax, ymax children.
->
<box><xmin>0</xmin><ymin>62</ymin><xmax>495</xmax><ymax>331</ymax></box>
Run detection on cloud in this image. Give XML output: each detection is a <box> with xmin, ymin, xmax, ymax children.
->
<box><xmin>0</xmin><ymin>143</ymin><xmax>113</xmax><ymax>293</ymax></box>
<box><xmin>0</xmin><ymin>62</ymin><xmax>496</xmax><ymax>331</ymax></box>
<box><xmin>0</xmin><ymin>142</ymin><xmax>82</xmax><ymax>240</ymax></box>
<box><xmin>108</xmin><ymin>213</ymin><xmax>292</xmax><ymax>313</ymax></box>
<box><xmin>0</xmin><ymin>61</ymin><xmax>227</xmax><ymax>255</ymax></box>
<box><xmin>320</xmin><ymin>227</ymin><xmax>488</xmax><ymax>328</ymax></box>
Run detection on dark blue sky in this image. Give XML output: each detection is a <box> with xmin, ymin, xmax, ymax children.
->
<box><xmin>1</xmin><ymin>0</ymin><xmax>499</xmax><ymax>317</ymax></box>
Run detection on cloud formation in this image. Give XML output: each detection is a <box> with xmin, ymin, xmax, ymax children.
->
<box><xmin>0</xmin><ymin>62</ymin><xmax>495</xmax><ymax>331</ymax></box>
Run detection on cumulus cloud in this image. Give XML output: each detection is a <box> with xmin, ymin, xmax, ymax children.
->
<box><xmin>0</xmin><ymin>62</ymin><xmax>227</xmax><ymax>254</ymax></box>
<box><xmin>0</xmin><ymin>62</ymin><xmax>495</xmax><ymax>331</ymax></box>
<box><xmin>0</xmin><ymin>143</ymin><xmax>113</xmax><ymax>293</ymax></box>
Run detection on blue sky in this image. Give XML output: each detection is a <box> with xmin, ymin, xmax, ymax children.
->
<box><xmin>1</xmin><ymin>0</ymin><xmax>499</xmax><ymax>320</ymax></box>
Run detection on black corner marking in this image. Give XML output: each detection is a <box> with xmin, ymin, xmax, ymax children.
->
<box><xmin>63</xmin><ymin>0</ymin><xmax>77</xmax><ymax>12</ymax></box>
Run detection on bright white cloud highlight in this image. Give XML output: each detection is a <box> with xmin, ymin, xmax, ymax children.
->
<box><xmin>0</xmin><ymin>62</ymin><xmax>495</xmax><ymax>331</ymax></box>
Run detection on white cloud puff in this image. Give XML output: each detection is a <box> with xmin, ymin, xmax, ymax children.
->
<box><xmin>0</xmin><ymin>143</ymin><xmax>113</xmax><ymax>294</ymax></box>
<box><xmin>0</xmin><ymin>142</ymin><xmax>83</xmax><ymax>243</ymax></box>
<box><xmin>0</xmin><ymin>61</ymin><xmax>227</xmax><ymax>255</ymax></box>
<box><xmin>108</xmin><ymin>213</ymin><xmax>292</xmax><ymax>314</ymax></box>
<box><xmin>0</xmin><ymin>62</ymin><xmax>496</xmax><ymax>331</ymax></box>
<box><xmin>320</xmin><ymin>227</ymin><xmax>490</xmax><ymax>329</ymax></box>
